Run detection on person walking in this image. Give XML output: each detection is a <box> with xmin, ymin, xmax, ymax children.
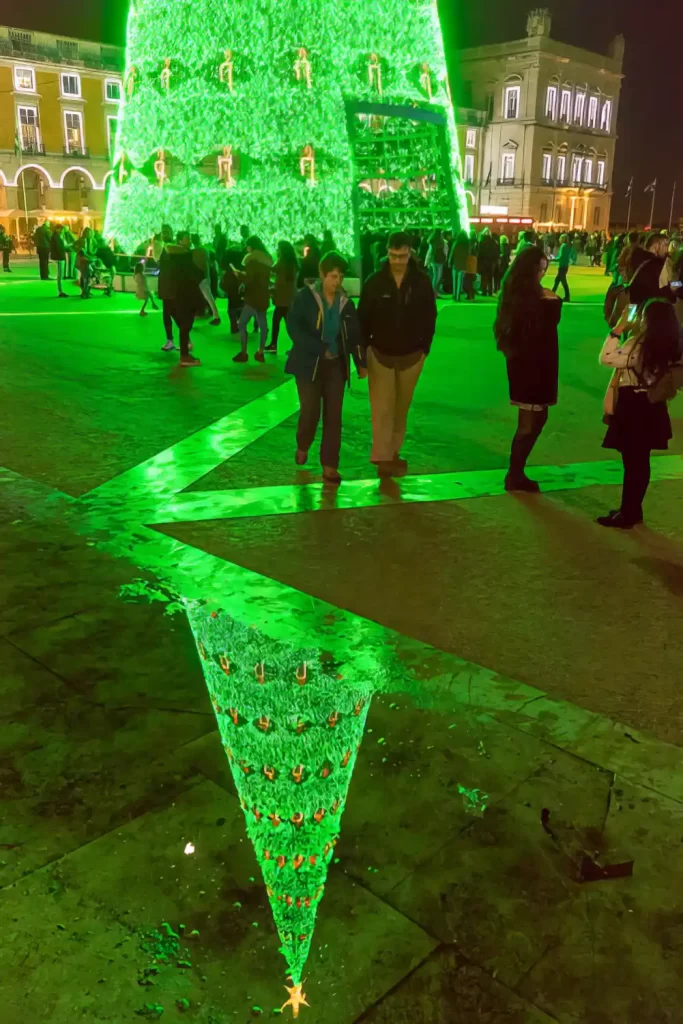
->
<box><xmin>266</xmin><ymin>240</ymin><xmax>298</xmax><ymax>354</ymax></box>
<box><xmin>358</xmin><ymin>230</ymin><xmax>437</xmax><ymax>478</ymax></box>
<box><xmin>597</xmin><ymin>299</ymin><xmax>681</xmax><ymax>529</ymax></box>
<box><xmin>163</xmin><ymin>230</ymin><xmax>203</xmax><ymax>367</ymax></box>
<box><xmin>0</xmin><ymin>225</ymin><xmax>14</xmax><ymax>272</ymax></box>
<box><xmin>233</xmin><ymin>236</ymin><xmax>273</xmax><ymax>363</ymax></box>
<box><xmin>497</xmin><ymin>233</ymin><xmax>511</xmax><ymax>290</ymax></box>
<box><xmin>425</xmin><ymin>229</ymin><xmax>448</xmax><ymax>296</ymax></box>
<box><xmin>552</xmin><ymin>233</ymin><xmax>576</xmax><ymax>301</ymax></box>
<box><xmin>49</xmin><ymin>223</ymin><xmax>69</xmax><ymax>298</ymax></box>
<box><xmin>449</xmin><ymin>229</ymin><xmax>469</xmax><ymax>301</ymax></box>
<box><xmin>494</xmin><ymin>246</ymin><xmax>563</xmax><ymax>493</ymax></box>
<box><xmin>190</xmin><ymin>233</ymin><xmax>221</xmax><ymax>325</ymax></box>
<box><xmin>63</xmin><ymin>223</ymin><xmax>76</xmax><ymax>278</ymax></box>
<box><xmin>134</xmin><ymin>261</ymin><xmax>159</xmax><ymax>315</ymax></box>
<box><xmin>34</xmin><ymin>221</ymin><xmax>52</xmax><ymax>280</ymax></box>
<box><xmin>286</xmin><ymin>251</ymin><xmax>366</xmax><ymax>484</ymax></box>
<box><xmin>478</xmin><ymin>228</ymin><xmax>499</xmax><ymax>297</ymax></box>
<box><xmin>154</xmin><ymin>224</ymin><xmax>178</xmax><ymax>350</ymax></box>
<box><xmin>220</xmin><ymin>240</ymin><xmax>244</xmax><ymax>335</ymax></box>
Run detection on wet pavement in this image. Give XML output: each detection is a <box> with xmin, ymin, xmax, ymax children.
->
<box><xmin>2</xmin><ymin>264</ymin><xmax>682</xmax><ymax>1022</ymax></box>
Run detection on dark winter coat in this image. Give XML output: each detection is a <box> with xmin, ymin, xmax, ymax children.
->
<box><xmin>242</xmin><ymin>249</ymin><xmax>273</xmax><ymax>311</ymax></box>
<box><xmin>501</xmin><ymin>295</ymin><xmax>563</xmax><ymax>406</ymax></box>
<box><xmin>628</xmin><ymin>250</ymin><xmax>679</xmax><ymax>306</ymax></box>
<box><xmin>450</xmin><ymin>237</ymin><xmax>470</xmax><ymax>273</ymax></box>
<box><xmin>272</xmin><ymin>260</ymin><xmax>298</xmax><ymax>308</ymax></box>
<box><xmin>285</xmin><ymin>285</ymin><xmax>365</xmax><ymax>382</ymax></box>
<box><xmin>160</xmin><ymin>247</ymin><xmax>203</xmax><ymax>307</ymax></box>
<box><xmin>358</xmin><ymin>259</ymin><xmax>437</xmax><ymax>357</ymax></box>
<box><xmin>49</xmin><ymin>232</ymin><xmax>66</xmax><ymax>260</ymax></box>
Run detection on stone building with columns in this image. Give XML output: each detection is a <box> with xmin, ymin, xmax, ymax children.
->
<box><xmin>457</xmin><ymin>9</ymin><xmax>624</xmax><ymax>231</ymax></box>
<box><xmin>0</xmin><ymin>24</ymin><xmax>123</xmax><ymax>248</ymax></box>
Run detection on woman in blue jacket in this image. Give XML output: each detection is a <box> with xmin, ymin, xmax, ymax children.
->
<box><xmin>286</xmin><ymin>251</ymin><xmax>366</xmax><ymax>484</ymax></box>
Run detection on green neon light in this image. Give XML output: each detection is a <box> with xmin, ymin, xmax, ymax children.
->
<box><xmin>105</xmin><ymin>0</ymin><xmax>468</xmax><ymax>252</ymax></box>
<box><xmin>185</xmin><ymin>602</ymin><xmax>376</xmax><ymax>996</ymax></box>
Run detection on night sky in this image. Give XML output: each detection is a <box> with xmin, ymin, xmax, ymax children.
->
<box><xmin>15</xmin><ymin>0</ymin><xmax>682</xmax><ymax>226</ymax></box>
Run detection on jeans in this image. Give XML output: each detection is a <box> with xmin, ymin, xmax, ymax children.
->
<box><xmin>79</xmin><ymin>266</ymin><xmax>91</xmax><ymax>297</ymax></box>
<box><xmin>271</xmin><ymin>306</ymin><xmax>289</xmax><ymax>350</ymax></box>
<box><xmin>552</xmin><ymin>267</ymin><xmax>571</xmax><ymax>301</ymax></box>
<box><xmin>295</xmin><ymin>357</ymin><xmax>345</xmax><ymax>468</ymax></box>
<box><xmin>452</xmin><ymin>270</ymin><xmax>464</xmax><ymax>301</ymax></box>
<box><xmin>56</xmin><ymin>259</ymin><xmax>66</xmax><ymax>294</ymax></box>
<box><xmin>621</xmin><ymin>446</ymin><xmax>651</xmax><ymax>521</ymax></box>
<box><xmin>239</xmin><ymin>304</ymin><xmax>268</xmax><ymax>350</ymax></box>
<box><xmin>162</xmin><ymin>299</ymin><xmax>174</xmax><ymax>341</ymax></box>
<box><xmin>227</xmin><ymin>296</ymin><xmax>242</xmax><ymax>334</ymax></box>
<box><xmin>199</xmin><ymin>278</ymin><xmax>220</xmax><ymax>319</ymax></box>
<box><xmin>480</xmin><ymin>265</ymin><xmax>494</xmax><ymax>296</ymax></box>
<box><xmin>38</xmin><ymin>249</ymin><xmax>50</xmax><ymax>280</ymax></box>
<box><xmin>431</xmin><ymin>263</ymin><xmax>444</xmax><ymax>295</ymax></box>
<box><xmin>367</xmin><ymin>347</ymin><xmax>425</xmax><ymax>463</ymax></box>
<box><xmin>165</xmin><ymin>300</ymin><xmax>194</xmax><ymax>357</ymax></box>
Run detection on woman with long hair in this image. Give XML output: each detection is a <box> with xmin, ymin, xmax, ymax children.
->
<box><xmin>597</xmin><ymin>298</ymin><xmax>680</xmax><ymax>528</ymax></box>
<box><xmin>266</xmin><ymin>240</ymin><xmax>298</xmax><ymax>354</ymax></box>
<box><xmin>494</xmin><ymin>246</ymin><xmax>562</xmax><ymax>492</ymax></box>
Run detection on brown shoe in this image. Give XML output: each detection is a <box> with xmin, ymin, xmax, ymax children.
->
<box><xmin>180</xmin><ymin>356</ymin><xmax>201</xmax><ymax>367</ymax></box>
<box><xmin>322</xmin><ymin>466</ymin><xmax>342</xmax><ymax>485</ymax></box>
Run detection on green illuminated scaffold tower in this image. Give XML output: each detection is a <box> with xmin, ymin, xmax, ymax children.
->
<box><xmin>106</xmin><ymin>0</ymin><xmax>468</xmax><ymax>253</ymax></box>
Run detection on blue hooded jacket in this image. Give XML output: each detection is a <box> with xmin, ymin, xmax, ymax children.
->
<box><xmin>285</xmin><ymin>284</ymin><xmax>366</xmax><ymax>382</ymax></box>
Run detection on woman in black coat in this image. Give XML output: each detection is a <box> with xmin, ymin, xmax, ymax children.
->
<box><xmin>494</xmin><ymin>247</ymin><xmax>563</xmax><ymax>492</ymax></box>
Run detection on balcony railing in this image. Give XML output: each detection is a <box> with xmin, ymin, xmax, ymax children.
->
<box><xmin>64</xmin><ymin>147</ymin><xmax>91</xmax><ymax>159</ymax></box>
<box><xmin>497</xmin><ymin>176</ymin><xmax>516</xmax><ymax>186</ymax></box>
<box><xmin>20</xmin><ymin>142</ymin><xmax>45</xmax><ymax>156</ymax></box>
<box><xmin>541</xmin><ymin>177</ymin><xmax>608</xmax><ymax>191</ymax></box>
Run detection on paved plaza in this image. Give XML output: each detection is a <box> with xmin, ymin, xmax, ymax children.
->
<box><xmin>2</xmin><ymin>262</ymin><xmax>683</xmax><ymax>1023</ymax></box>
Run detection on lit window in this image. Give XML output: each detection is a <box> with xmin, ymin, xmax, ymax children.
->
<box><xmin>105</xmin><ymin>79</ymin><xmax>122</xmax><ymax>102</ymax></box>
<box><xmin>583</xmin><ymin>159</ymin><xmax>593</xmax><ymax>183</ymax></box>
<box><xmin>559</xmin><ymin>89</ymin><xmax>571</xmax><ymax>123</ymax></box>
<box><xmin>597</xmin><ymin>160</ymin><xmax>606</xmax><ymax>186</ymax></box>
<box><xmin>574</xmin><ymin>92</ymin><xmax>586</xmax><ymax>125</ymax></box>
<box><xmin>556</xmin><ymin>155</ymin><xmax>566</xmax><ymax>182</ymax></box>
<box><xmin>542</xmin><ymin>152</ymin><xmax>552</xmax><ymax>181</ymax></box>
<box><xmin>501</xmin><ymin>152</ymin><xmax>515</xmax><ymax>181</ymax></box>
<box><xmin>465</xmin><ymin>128</ymin><xmax>476</xmax><ymax>149</ymax></box>
<box><xmin>587</xmin><ymin>96</ymin><xmax>598</xmax><ymax>128</ymax></box>
<box><xmin>464</xmin><ymin>154</ymin><xmax>474</xmax><ymax>183</ymax></box>
<box><xmin>571</xmin><ymin>155</ymin><xmax>583</xmax><ymax>183</ymax></box>
<box><xmin>61</xmin><ymin>73</ymin><xmax>81</xmax><ymax>97</ymax></box>
<box><xmin>600</xmin><ymin>100</ymin><xmax>612</xmax><ymax>132</ymax></box>
<box><xmin>545</xmin><ymin>85</ymin><xmax>557</xmax><ymax>120</ymax></box>
<box><xmin>18</xmin><ymin>105</ymin><xmax>40</xmax><ymax>152</ymax></box>
<box><xmin>504</xmin><ymin>85</ymin><xmax>520</xmax><ymax>119</ymax></box>
<box><xmin>14</xmin><ymin>66</ymin><xmax>35</xmax><ymax>92</ymax></box>
<box><xmin>64</xmin><ymin>110</ymin><xmax>84</xmax><ymax>153</ymax></box>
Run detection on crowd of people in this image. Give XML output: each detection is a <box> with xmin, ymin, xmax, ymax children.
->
<box><xmin>14</xmin><ymin>214</ymin><xmax>683</xmax><ymax>526</ymax></box>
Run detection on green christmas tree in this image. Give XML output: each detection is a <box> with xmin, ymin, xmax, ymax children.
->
<box><xmin>106</xmin><ymin>0</ymin><xmax>467</xmax><ymax>252</ymax></box>
<box><xmin>185</xmin><ymin>602</ymin><xmax>377</xmax><ymax>1015</ymax></box>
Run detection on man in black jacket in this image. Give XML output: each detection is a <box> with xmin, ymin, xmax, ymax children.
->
<box><xmin>358</xmin><ymin>231</ymin><xmax>437</xmax><ymax>477</ymax></box>
<box><xmin>628</xmin><ymin>233</ymin><xmax>682</xmax><ymax>306</ymax></box>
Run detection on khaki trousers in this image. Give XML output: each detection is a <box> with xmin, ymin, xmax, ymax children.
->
<box><xmin>367</xmin><ymin>347</ymin><xmax>425</xmax><ymax>463</ymax></box>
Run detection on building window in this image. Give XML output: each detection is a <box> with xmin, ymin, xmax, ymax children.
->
<box><xmin>64</xmin><ymin>109</ymin><xmax>85</xmax><ymax>153</ymax></box>
<box><xmin>559</xmin><ymin>88</ymin><xmax>571</xmax><ymax>123</ymax></box>
<box><xmin>555</xmin><ymin>202</ymin><xmax>564</xmax><ymax>224</ymax></box>
<box><xmin>571</xmin><ymin>155</ymin><xmax>583</xmax><ymax>183</ymax></box>
<box><xmin>542</xmin><ymin>152</ymin><xmax>552</xmax><ymax>182</ymax></box>
<box><xmin>587</xmin><ymin>96</ymin><xmax>598</xmax><ymax>128</ymax></box>
<box><xmin>14</xmin><ymin>66</ymin><xmax>35</xmax><ymax>92</ymax></box>
<box><xmin>464</xmin><ymin>154</ymin><xmax>475</xmax><ymax>183</ymax></box>
<box><xmin>583</xmin><ymin>159</ymin><xmax>593</xmax><ymax>183</ymax></box>
<box><xmin>593</xmin><ymin>207</ymin><xmax>602</xmax><ymax>227</ymax></box>
<box><xmin>18</xmin><ymin>105</ymin><xmax>40</xmax><ymax>152</ymax></box>
<box><xmin>465</xmin><ymin>128</ymin><xmax>476</xmax><ymax>149</ymax></box>
<box><xmin>105</xmin><ymin>79</ymin><xmax>122</xmax><ymax>103</ymax></box>
<box><xmin>597</xmin><ymin>160</ymin><xmax>606</xmax><ymax>186</ymax></box>
<box><xmin>504</xmin><ymin>85</ymin><xmax>520</xmax><ymax>119</ymax></box>
<box><xmin>556</xmin><ymin>154</ymin><xmax>566</xmax><ymax>183</ymax></box>
<box><xmin>600</xmin><ymin>100</ymin><xmax>612</xmax><ymax>132</ymax></box>
<box><xmin>540</xmin><ymin>202</ymin><xmax>548</xmax><ymax>223</ymax></box>
<box><xmin>61</xmin><ymin>73</ymin><xmax>81</xmax><ymax>98</ymax></box>
<box><xmin>545</xmin><ymin>85</ymin><xmax>557</xmax><ymax>120</ymax></box>
<box><xmin>500</xmin><ymin>152</ymin><xmax>515</xmax><ymax>182</ymax></box>
<box><xmin>574</xmin><ymin>91</ymin><xmax>586</xmax><ymax>125</ymax></box>
<box><xmin>107</xmin><ymin>116</ymin><xmax>118</xmax><ymax>159</ymax></box>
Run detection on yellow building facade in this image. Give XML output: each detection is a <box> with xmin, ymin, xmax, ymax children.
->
<box><xmin>0</xmin><ymin>25</ymin><xmax>123</xmax><ymax>247</ymax></box>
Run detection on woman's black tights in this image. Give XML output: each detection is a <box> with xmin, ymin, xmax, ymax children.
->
<box><xmin>621</xmin><ymin>446</ymin><xmax>651</xmax><ymax>522</ymax></box>
<box><xmin>510</xmin><ymin>408</ymin><xmax>549</xmax><ymax>474</ymax></box>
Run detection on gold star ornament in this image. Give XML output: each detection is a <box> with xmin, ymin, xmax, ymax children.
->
<box><xmin>281</xmin><ymin>981</ymin><xmax>310</xmax><ymax>1018</ymax></box>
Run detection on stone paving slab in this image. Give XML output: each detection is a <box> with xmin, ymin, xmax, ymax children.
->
<box><xmin>0</xmin><ymin>781</ymin><xmax>437</xmax><ymax>1024</ymax></box>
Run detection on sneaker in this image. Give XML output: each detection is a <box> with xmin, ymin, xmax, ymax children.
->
<box><xmin>264</xmin><ymin>344</ymin><xmax>277</xmax><ymax>353</ymax></box>
<box><xmin>295</xmin><ymin>450</ymin><xmax>308</xmax><ymax>466</ymax></box>
<box><xmin>254</xmin><ymin>349</ymin><xmax>265</xmax><ymax>363</ymax></box>
<box><xmin>232</xmin><ymin>351</ymin><xmax>248</xmax><ymax>363</ymax></box>
<box><xmin>322</xmin><ymin>466</ymin><xmax>342</xmax><ymax>485</ymax></box>
<box><xmin>504</xmin><ymin>472</ymin><xmax>540</xmax><ymax>493</ymax></box>
<box><xmin>210</xmin><ymin>317</ymin><xmax>221</xmax><ymax>326</ymax></box>
<box><xmin>596</xmin><ymin>511</ymin><xmax>638</xmax><ymax>530</ymax></box>
<box><xmin>161</xmin><ymin>340</ymin><xmax>176</xmax><ymax>351</ymax></box>
<box><xmin>180</xmin><ymin>356</ymin><xmax>202</xmax><ymax>367</ymax></box>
